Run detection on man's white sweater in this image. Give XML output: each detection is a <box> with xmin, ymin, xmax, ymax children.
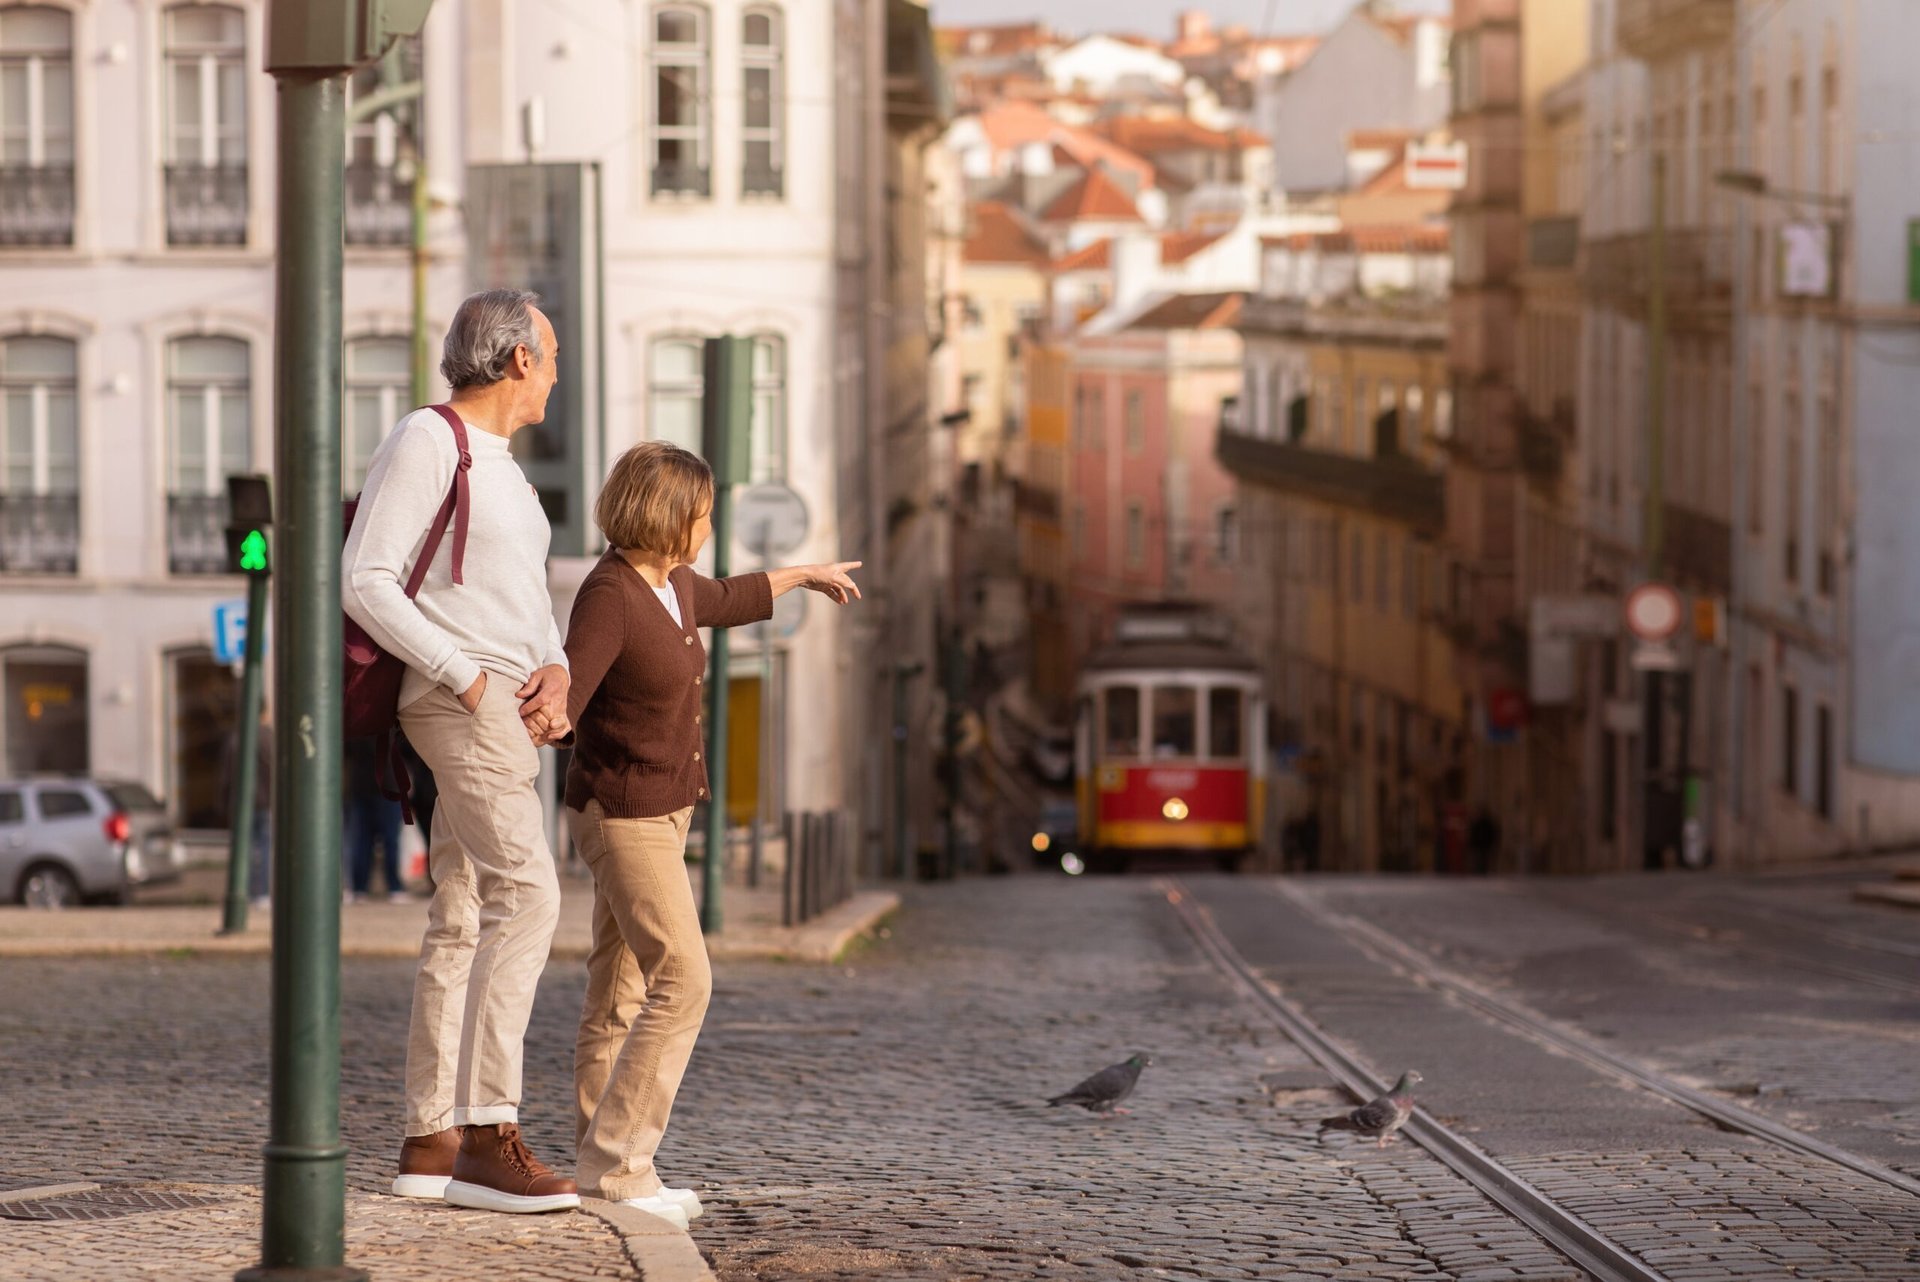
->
<box><xmin>342</xmin><ymin>407</ymin><xmax>567</xmax><ymax>712</ymax></box>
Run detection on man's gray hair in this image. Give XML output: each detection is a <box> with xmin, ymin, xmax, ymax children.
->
<box><xmin>440</xmin><ymin>288</ymin><xmax>543</xmax><ymax>390</ymax></box>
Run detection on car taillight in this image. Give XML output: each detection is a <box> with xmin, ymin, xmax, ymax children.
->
<box><xmin>104</xmin><ymin>811</ymin><xmax>131</xmax><ymax>844</ymax></box>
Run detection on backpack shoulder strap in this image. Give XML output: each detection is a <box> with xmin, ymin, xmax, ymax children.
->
<box><xmin>401</xmin><ymin>405</ymin><xmax>475</xmax><ymax>599</ymax></box>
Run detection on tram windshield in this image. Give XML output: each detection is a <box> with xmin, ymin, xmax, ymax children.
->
<box><xmin>1102</xmin><ymin>686</ymin><xmax>1140</xmax><ymax>756</ymax></box>
<box><xmin>1209</xmin><ymin>687</ymin><xmax>1244</xmax><ymax>760</ymax></box>
<box><xmin>1151</xmin><ymin>687</ymin><xmax>1197</xmax><ymax>759</ymax></box>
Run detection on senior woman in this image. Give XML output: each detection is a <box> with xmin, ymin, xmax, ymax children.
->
<box><xmin>562</xmin><ymin>440</ymin><xmax>860</xmax><ymax>1228</ymax></box>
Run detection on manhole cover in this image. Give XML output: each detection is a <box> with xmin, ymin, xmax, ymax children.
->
<box><xmin>0</xmin><ymin>1187</ymin><xmax>229</xmax><ymax>1223</ymax></box>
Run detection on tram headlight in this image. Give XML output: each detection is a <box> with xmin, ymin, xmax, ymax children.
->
<box><xmin>1059</xmin><ymin>852</ymin><xmax>1086</xmax><ymax>876</ymax></box>
<box><xmin>1031</xmin><ymin>832</ymin><xmax>1051</xmax><ymax>853</ymax></box>
<box><xmin>1162</xmin><ymin>797</ymin><xmax>1190</xmax><ymax>821</ymax></box>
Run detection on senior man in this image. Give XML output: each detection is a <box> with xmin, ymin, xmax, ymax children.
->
<box><xmin>343</xmin><ymin>288</ymin><xmax>578</xmax><ymax>1214</ymax></box>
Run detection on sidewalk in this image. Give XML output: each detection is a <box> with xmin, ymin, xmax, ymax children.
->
<box><xmin>1</xmin><ymin>1180</ymin><xmax>710</xmax><ymax>1282</ymax></box>
<box><xmin>0</xmin><ymin>863</ymin><xmax>898</xmax><ymax>962</ymax></box>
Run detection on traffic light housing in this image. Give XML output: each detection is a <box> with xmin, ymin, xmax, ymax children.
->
<box><xmin>268</xmin><ymin>0</ymin><xmax>434</xmax><ymax>72</ymax></box>
<box><xmin>226</xmin><ymin>473</ymin><xmax>273</xmax><ymax>578</ymax></box>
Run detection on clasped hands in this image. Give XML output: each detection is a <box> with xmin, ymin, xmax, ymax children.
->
<box><xmin>516</xmin><ymin>665</ymin><xmax>572</xmax><ymax>746</ymax></box>
<box><xmin>457</xmin><ymin>667</ymin><xmax>572</xmax><ymax>746</ymax></box>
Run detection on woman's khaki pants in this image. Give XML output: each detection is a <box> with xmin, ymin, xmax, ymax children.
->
<box><xmin>570</xmin><ymin>799</ymin><xmax>710</xmax><ymax>1200</ymax></box>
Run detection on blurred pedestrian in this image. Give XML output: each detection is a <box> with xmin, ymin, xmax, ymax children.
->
<box><xmin>343</xmin><ymin>288</ymin><xmax>578</xmax><ymax>1215</ymax></box>
<box><xmin>563</xmin><ymin>441</ymin><xmax>862</xmax><ymax>1226</ymax></box>
<box><xmin>1468</xmin><ymin>805</ymin><xmax>1501</xmax><ymax>876</ymax></box>
<box><xmin>344</xmin><ymin>735</ymin><xmax>407</xmax><ymax>903</ymax></box>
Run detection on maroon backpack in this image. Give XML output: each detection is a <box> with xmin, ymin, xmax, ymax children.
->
<box><xmin>343</xmin><ymin>404</ymin><xmax>473</xmax><ymax>817</ymax></box>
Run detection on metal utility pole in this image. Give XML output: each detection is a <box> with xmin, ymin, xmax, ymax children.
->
<box><xmin>245</xmin><ymin>6</ymin><xmax>430</xmax><ymax>1280</ymax></box>
<box><xmin>699</xmin><ymin>335</ymin><xmax>751</xmax><ymax>933</ymax></box>
<box><xmin>1646</xmin><ymin>152</ymin><xmax>1668</xmax><ymax>579</ymax></box>
<box><xmin>1639</xmin><ymin>151</ymin><xmax>1675</xmax><ymax>872</ymax></box>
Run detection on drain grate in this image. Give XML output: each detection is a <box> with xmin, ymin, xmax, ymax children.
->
<box><xmin>0</xmin><ymin>1186</ymin><xmax>230</xmax><ymax>1223</ymax></box>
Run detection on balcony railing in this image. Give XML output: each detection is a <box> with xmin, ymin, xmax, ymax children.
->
<box><xmin>344</xmin><ymin>162</ymin><xmax>413</xmax><ymax>247</ymax></box>
<box><xmin>168</xmin><ymin>492</ymin><xmax>229</xmax><ymax>575</ymax></box>
<box><xmin>651</xmin><ymin>162</ymin><xmax>711</xmax><ymax>199</ymax></box>
<box><xmin>1527</xmin><ymin>215</ymin><xmax>1580</xmax><ymax>270</ymax></box>
<box><xmin>165</xmin><ymin>164</ymin><xmax>249</xmax><ymax>247</ymax></box>
<box><xmin>1583</xmin><ymin>229</ymin><xmax>1732</xmax><ymax>321</ymax></box>
<box><xmin>1617</xmin><ymin>0</ymin><xmax>1735</xmax><ymax>60</ymax></box>
<box><xmin>742</xmin><ymin>160</ymin><xmax>784</xmax><ymax>199</ymax></box>
<box><xmin>0</xmin><ymin>165</ymin><xmax>75</xmax><ymax>247</ymax></box>
<box><xmin>0</xmin><ymin>492</ymin><xmax>79</xmax><ymax>574</ymax></box>
<box><xmin>1216</xmin><ymin>427</ymin><xmax>1443</xmax><ymax>535</ymax></box>
<box><xmin>1664</xmin><ymin>502</ymin><xmax>1732</xmax><ymax>594</ymax></box>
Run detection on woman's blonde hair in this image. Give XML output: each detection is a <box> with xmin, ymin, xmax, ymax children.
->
<box><xmin>594</xmin><ymin>441</ymin><xmax>714</xmax><ymax>560</ymax></box>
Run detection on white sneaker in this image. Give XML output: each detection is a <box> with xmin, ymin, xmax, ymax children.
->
<box><xmin>658</xmin><ymin>1185</ymin><xmax>704</xmax><ymax>1220</ymax></box>
<box><xmin>612</xmin><ymin>1194</ymin><xmax>690</xmax><ymax>1230</ymax></box>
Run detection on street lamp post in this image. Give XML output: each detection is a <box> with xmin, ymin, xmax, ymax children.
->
<box><xmin>242</xmin><ymin>6</ymin><xmax>432</xmax><ymax>1280</ymax></box>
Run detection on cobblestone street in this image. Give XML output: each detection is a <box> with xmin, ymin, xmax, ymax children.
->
<box><xmin>4</xmin><ymin>869</ymin><xmax>1919</xmax><ymax>1280</ymax></box>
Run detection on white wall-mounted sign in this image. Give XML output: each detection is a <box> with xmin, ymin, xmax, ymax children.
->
<box><xmin>1405</xmin><ymin>140</ymin><xmax>1467</xmax><ymax>190</ymax></box>
<box><xmin>1779</xmin><ymin>221</ymin><xmax>1836</xmax><ymax>298</ymax></box>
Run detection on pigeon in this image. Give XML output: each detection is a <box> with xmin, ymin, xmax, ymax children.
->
<box><xmin>1319</xmin><ymin>1070</ymin><xmax>1422</xmax><ymax>1147</ymax></box>
<box><xmin>1048</xmin><ymin>1053</ymin><xmax>1152</xmax><ymax>1114</ymax></box>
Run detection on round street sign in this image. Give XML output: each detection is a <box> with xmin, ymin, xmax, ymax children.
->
<box><xmin>1625</xmin><ymin>583</ymin><xmax>1682</xmax><ymax>642</ymax></box>
<box><xmin>734</xmin><ymin>482</ymin><xmax>808</xmax><ymax>557</ymax></box>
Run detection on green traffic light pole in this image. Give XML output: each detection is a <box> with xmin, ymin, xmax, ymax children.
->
<box><xmin>699</xmin><ymin>336</ymin><xmax>750</xmax><ymax>934</ymax></box>
<box><xmin>243</xmin><ymin>27</ymin><xmax>347</xmax><ymax>1282</ymax></box>
<box><xmin>220</xmin><ymin>562</ymin><xmax>269</xmax><ymax>936</ymax></box>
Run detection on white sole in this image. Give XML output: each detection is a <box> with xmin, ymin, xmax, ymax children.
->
<box><xmin>444</xmin><ymin>1180</ymin><xmax>581</xmax><ymax>1214</ymax></box>
<box><xmin>391</xmin><ymin>1174</ymin><xmax>453</xmax><ymax>1199</ymax></box>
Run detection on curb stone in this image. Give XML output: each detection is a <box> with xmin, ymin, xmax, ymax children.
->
<box><xmin>582</xmin><ymin>1199</ymin><xmax>716</xmax><ymax>1282</ymax></box>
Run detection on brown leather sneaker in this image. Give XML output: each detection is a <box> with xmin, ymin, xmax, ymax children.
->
<box><xmin>392</xmin><ymin>1127</ymin><xmax>462</xmax><ymax>1200</ymax></box>
<box><xmin>443</xmin><ymin>1123</ymin><xmax>581</xmax><ymax>1214</ymax></box>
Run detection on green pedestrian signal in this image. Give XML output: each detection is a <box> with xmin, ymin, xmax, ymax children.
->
<box><xmin>226</xmin><ymin>525</ymin><xmax>271</xmax><ymax>576</ymax></box>
<box><xmin>240</xmin><ymin>530</ymin><xmax>268</xmax><ymax>572</ymax></box>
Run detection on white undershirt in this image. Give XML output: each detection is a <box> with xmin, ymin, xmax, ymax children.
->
<box><xmin>654</xmin><ymin>581</ymin><xmax>683</xmax><ymax>628</ymax></box>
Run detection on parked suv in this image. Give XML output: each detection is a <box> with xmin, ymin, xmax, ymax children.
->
<box><xmin>0</xmin><ymin>778</ymin><xmax>182</xmax><ymax>908</ymax></box>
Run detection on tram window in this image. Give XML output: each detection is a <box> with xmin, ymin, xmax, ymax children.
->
<box><xmin>1151</xmin><ymin>687</ymin><xmax>1197</xmax><ymax>758</ymax></box>
<box><xmin>1103</xmin><ymin>687</ymin><xmax>1141</xmax><ymax>756</ymax></box>
<box><xmin>1209</xmin><ymin>688</ymin><xmax>1244</xmax><ymax>759</ymax></box>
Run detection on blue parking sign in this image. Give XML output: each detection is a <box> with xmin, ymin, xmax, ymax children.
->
<box><xmin>213</xmin><ymin>599</ymin><xmax>250</xmax><ymax>664</ymax></box>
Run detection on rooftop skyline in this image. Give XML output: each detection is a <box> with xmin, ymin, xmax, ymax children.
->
<box><xmin>929</xmin><ymin>0</ymin><xmax>1449</xmax><ymax>39</ymax></box>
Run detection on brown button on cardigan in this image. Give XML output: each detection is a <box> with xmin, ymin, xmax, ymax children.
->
<box><xmin>563</xmin><ymin>551</ymin><xmax>773</xmax><ymax>818</ymax></box>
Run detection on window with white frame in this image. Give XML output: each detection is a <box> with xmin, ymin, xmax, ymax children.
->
<box><xmin>344</xmin><ymin>336</ymin><xmax>409</xmax><ymax>496</ymax></box>
<box><xmin>0</xmin><ymin>6</ymin><xmax>74</xmax><ymax>247</ymax></box>
<box><xmin>166</xmin><ymin>335</ymin><xmax>250</xmax><ymax>573</ymax></box>
<box><xmin>0</xmin><ymin>333</ymin><xmax>78</xmax><ymax>573</ymax></box>
<box><xmin>648</xmin><ymin>335</ymin><xmax>705</xmax><ymax>452</ymax></box>
<box><xmin>648</xmin><ymin>334</ymin><xmax>787</xmax><ymax>477</ymax></box>
<box><xmin>163</xmin><ymin>5</ymin><xmax>248</xmax><ymax>246</ymax></box>
<box><xmin>650</xmin><ymin>4</ymin><xmax>711</xmax><ymax>198</ymax></box>
<box><xmin>343</xmin><ymin>36</ymin><xmax>421</xmax><ymax>248</ymax></box>
<box><xmin>1214</xmin><ymin>504</ymin><xmax>1238</xmax><ymax>564</ymax></box>
<box><xmin>741</xmin><ymin>6</ymin><xmax>783</xmax><ymax>198</ymax></box>
<box><xmin>748</xmin><ymin>332</ymin><xmax>785</xmax><ymax>482</ymax></box>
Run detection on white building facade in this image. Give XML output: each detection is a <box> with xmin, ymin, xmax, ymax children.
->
<box><xmin>1</xmin><ymin>0</ymin><xmax>904</xmax><ymax>849</ymax></box>
<box><xmin>0</xmin><ymin>0</ymin><xmax>468</xmax><ymax>832</ymax></box>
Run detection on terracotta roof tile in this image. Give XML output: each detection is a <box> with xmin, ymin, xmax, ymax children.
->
<box><xmin>1160</xmin><ymin>229</ymin><xmax>1227</xmax><ymax>264</ymax></box>
<box><xmin>1098</xmin><ymin>116</ymin><xmax>1268</xmax><ymax>155</ymax></box>
<box><xmin>963</xmin><ymin>201</ymin><xmax>1050</xmax><ymax>266</ymax></box>
<box><xmin>1127</xmin><ymin>291</ymin><xmax>1244</xmax><ymax>331</ymax></box>
<box><xmin>1050</xmin><ymin>239</ymin><xmax>1113</xmax><ymax>272</ymax></box>
<box><xmin>1043</xmin><ymin>168</ymin><xmax>1144</xmax><ymax>223</ymax></box>
<box><xmin>972</xmin><ymin>102</ymin><xmax>1157</xmax><ymax>189</ymax></box>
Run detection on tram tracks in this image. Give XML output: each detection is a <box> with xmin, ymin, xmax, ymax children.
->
<box><xmin>1161</xmin><ymin>876</ymin><xmax>1920</xmax><ymax>1282</ymax></box>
